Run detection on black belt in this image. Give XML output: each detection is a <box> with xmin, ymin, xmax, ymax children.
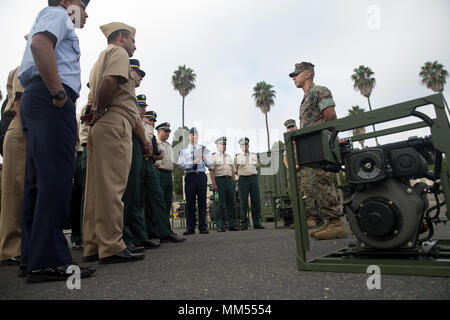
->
<box><xmin>216</xmin><ymin>176</ymin><xmax>232</xmax><ymax>179</ymax></box>
<box><xmin>187</xmin><ymin>172</ymin><xmax>205</xmax><ymax>175</ymax></box>
<box><xmin>158</xmin><ymin>169</ymin><xmax>173</xmax><ymax>174</ymax></box>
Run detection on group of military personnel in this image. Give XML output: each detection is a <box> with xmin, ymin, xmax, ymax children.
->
<box><xmin>0</xmin><ymin>0</ymin><xmax>347</xmax><ymax>284</ymax></box>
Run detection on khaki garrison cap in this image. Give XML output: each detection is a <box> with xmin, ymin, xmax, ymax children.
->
<box><xmin>100</xmin><ymin>22</ymin><xmax>136</xmax><ymax>39</ymax></box>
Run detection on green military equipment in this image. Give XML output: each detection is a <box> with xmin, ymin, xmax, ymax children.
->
<box><xmin>295</xmin><ymin>129</ymin><xmax>341</xmax><ymax>171</ymax></box>
<box><xmin>285</xmin><ymin>93</ymin><xmax>450</xmax><ymax>277</ymax></box>
<box><xmin>258</xmin><ymin>145</ymin><xmax>293</xmax><ymax>227</ymax></box>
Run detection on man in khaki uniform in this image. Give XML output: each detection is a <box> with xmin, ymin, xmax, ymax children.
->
<box><xmin>209</xmin><ymin>137</ymin><xmax>238</xmax><ymax>232</ymax></box>
<box><xmin>141</xmin><ymin>114</ymin><xmax>185</xmax><ymax>244</ymax></box>
<box><xmin>0</xmin><ymin>66</ymin><xmax>26</xmax><ymax>265</ymax></box>
<box><xmin>234</xmin><ymin>138</ymin><xmax>265</xmax><ymax>230</ymax></box>
<box><xmin>82</xmin><ymin>22</ymin><xmax>148</xmax><ymax>264</ymax></box>
<box><xmin>154</xmin><ymin>122</ymin><xmax>175</xmax><ymax>219</ymax></box>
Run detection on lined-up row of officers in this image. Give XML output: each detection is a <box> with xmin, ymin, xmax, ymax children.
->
<box><xmin>0</xmin><ymin>0</ymin><xmax>266</xmax><ymax>284</ymax></box>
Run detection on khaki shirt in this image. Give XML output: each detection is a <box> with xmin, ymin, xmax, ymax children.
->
<box><xmin>88</xmin><ymin>44</ymin><xmax>138</xmax><ymax>127</ymax></box>
<box><xmin>155</xmin><ymin>138</ymin><xmax>174</xmax><ymax>171</ymax></box>
<box><xmin>77</xmin><ymin>104</ymin><xmax>90</xmax><ymax>152</ymax></box>
<box><xmin>142</xmin><ymin>119</ymin><xmax>154</xmax><ymax>143</ymax></box>
<box><xmin>234</xmin><ymin>152</ymin><xmax>259</xmax><ymax>176</ymax></box>
<box><xmin>5</xmin><ymin>67</ymin><xmax>24</xmax><ymax>113</ymax></box>
<box><xmin>210</xmin><ymin>152</ymin><xmax>235</xmax><ymax>177</ymax></box>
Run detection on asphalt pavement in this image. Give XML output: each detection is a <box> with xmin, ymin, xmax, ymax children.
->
<box><xmin>0</xmin><ymin>221</ymin><xmax>449</xmax><ymax>300</ymax></box>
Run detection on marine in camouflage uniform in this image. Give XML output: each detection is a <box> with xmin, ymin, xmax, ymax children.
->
<box><xmin>289</xmin><ymin>62</ymin><xmax>347</xmax><ymax>240</ymax></box>
<box><xmin>283</xmin><ymin>119</ymin><xmax>321</xmax><ymax>229</ymax></box>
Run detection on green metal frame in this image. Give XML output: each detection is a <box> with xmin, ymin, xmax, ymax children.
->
<box><xmin>284</xmin><ymin>94</ymin><xmax>450</xmax><ymax>277</ymax></box>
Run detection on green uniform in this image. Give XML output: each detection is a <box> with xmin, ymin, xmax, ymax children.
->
<box><xmin>122</xmin><ymin>134</ymin><xmax>147</xmax><ymax>246</ymax></box>
<box><xmin>142</xmin><ymin>159</ymin><xmax>173</xmax><ymax>238</ymax></box>
<box><xmin>235</xmin><ymin>144</ymin><xmax>262</xmax><ymax>229</ymax></box>
<box><xmin>210</xmin><ymin>146</ymin><xmax>236</xmax><ymax>230</ymax></box>
<box><xmin>142</xmin><ymin>120</ymin><xmax>174</xmax><ymax>239</ymax></box>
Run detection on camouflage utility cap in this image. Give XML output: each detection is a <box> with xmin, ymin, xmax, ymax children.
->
<box><xmin>284</xmin><ymin>119</ymin><xmax>296</xmax><ymax>128</ymax></box>
<box><xmin>289</xmin><ymin>62</ymin><xmax>315</xmax><ymax>78</ymax></box>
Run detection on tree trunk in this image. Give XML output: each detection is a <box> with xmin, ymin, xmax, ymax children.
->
<box><xmin>265</xmin><ymin>112</ymin><xmax>270</xmax><ymax>152</ymax></box>
<box><xmin>367</xmin><ymin>97</ymin><xmax>380</xmax><ymax>146</ymax></box>
<box><xmin>182</xmin><ymin>96</ymin><xmax>185</xmax><ymax>129</ymax></box>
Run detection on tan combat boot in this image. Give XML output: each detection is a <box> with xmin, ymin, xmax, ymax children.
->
<box><xmin>309</xmin><ymin>223</ymin><xmax>329</xmax><ymax>237</ymax></box>
<box><xmin>312</xmin><ymin>219</ymin><xmax>348</xmax><ymax>240</ymax></box>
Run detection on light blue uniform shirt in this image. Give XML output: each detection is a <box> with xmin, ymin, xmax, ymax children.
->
<box><xmin>18</xmin><ymin>6</ymin><xmax>82</xmax><ymax>96</ymax></box>
<box><xmin>178</xmin><ymin>144</ymin><xmax>213</xmax><ymax>173</ymax></box>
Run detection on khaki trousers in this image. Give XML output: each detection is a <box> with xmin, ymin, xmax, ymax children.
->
<box><xmin>0</xmin><ymin>117</ymin><xmax>26</xmax><ymax>261</ymax></box>
<box><xmin>82</xmin><ymin>111</ymin><xmax>132</xmax><ymax>259</ymax></box>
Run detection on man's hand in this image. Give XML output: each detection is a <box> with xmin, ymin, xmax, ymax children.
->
<box><xmin>212</xmin><ymin>183</ymin><xmax>218</xmax><ymax>192</ymax></box>
<box><xmin>84</xmin><ymin>108</ymin><xmax>102</xmax><ymax>127</ymax></box>
<box><xmin>52</xmin><ymin>95</ymin><xmax>67</xmax><ymax>108</ymax></box>
<box><xmin>153</xmin><ymin>154</ymin><xmax>164</xmax><ymax>161</ymax></box>
<box><xmin>296</xmin><ymin>165</ymin><xmax>301</xmax><ymax>172</ymax></box>
<box><xmin>142</xmin><ymin>141</ymin><xmax>153</xmax><ymax>157</ymax></box>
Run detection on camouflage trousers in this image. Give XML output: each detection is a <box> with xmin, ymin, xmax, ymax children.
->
<box><xmin>298</xmin><ymin>167</ymin><xmax>342</xmax><ymax>221</ymax></box>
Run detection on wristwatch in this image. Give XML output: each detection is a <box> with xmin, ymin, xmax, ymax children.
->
<box><xmin>52</xmin><ymin>90</ymin><xmax>66</xmax><ymax>101</ymax></box>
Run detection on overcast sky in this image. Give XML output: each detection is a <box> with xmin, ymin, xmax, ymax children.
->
<box><xmin>0</xmin><ymin>0</ymin><xmax>449</xmax><ymax>155</ymax></box>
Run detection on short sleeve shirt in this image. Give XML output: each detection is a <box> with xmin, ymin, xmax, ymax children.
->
<box><xmin>210</xmin><ymin>152</ymin><xmax>235</xmax><ymax>177</ymax></box>
<box><xmin>234</xmin><ymin>152</ymin><xmax>259</xmax><ymax>176</ymax></box>
<box><xmin>18</xmin><ymin>6</ymin><xmax>81</xmax><ymax>95</ymax></box>
<box><xmin>155</xmin><ymin>138</ymin><xmax>174</xmax><ymax>171</ymax></box>
<box><xmin>5</xmin><ymin>67</ymin><xmax>23</xmax><ymax>113</ymax></box>
<box><xmin>88</xmin><ymin>44</ymin><xmax>138</xmax><ymax>126</ymax></box>
<box><xmin>299</xmin><ymin>83</ymin><xmax>335</xmax><ymax>129</ymax></box>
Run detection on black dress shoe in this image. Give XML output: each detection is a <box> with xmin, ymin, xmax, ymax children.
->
<box><xmin>217</xmin><ymin>229</ymin><xmax>226</xmax><ymax>233</ymax></box>
<box><xmin>183</xmin><ymin>230</ymin><xmax>195</xmax><ymax>236</ymax></box>
<box><xmin>83</xmin><ymin>254</ymin><xmax>99</xmax><ymax>263</ymax></box>
<box><xmin>199</xmin><ymin>230</ymin><xmax>210</xmax><ymax>235</ymax></box>
<box><xmin>228</xmin><ymin>227</ymin><xmax>240</xmax><ymax>231</ymax></box>
<box><xmin>127</xmin><ymin>244</ymin><xmax>145</xmax><ymax>254</ymax></box>
<box><xmin>240</xmin><ymin>226</ymin><xmax>248</xmax><ymax>231</ymax></box>
<box><xmin>26</xmin><ymin>264</ymin><xmax>96</xmax><ymax>284</ymax></box>
<box><xmin>18</xmin><ymin>264</ymin><xmax>27</xmax><ymax>278</ymax></box>
<box><xmin>136</xmin><ymin>239</ymin><xmax>160</xmax><ymax>250</ymax></box>
<box><xmin>1</xmin><ymin>256</ymin><xmax>21</xmax><ymax>266</ymax></box>
<box><xmin>254</xmin><ymin>225</ymin><xmax>266</xmax><ymax>230</ymax></box>
<box><xmin>99</xmin><ymin>249</ymin><xmax>145</xmax><ymax>265</ymax></box>
<box><xmin>160</xmin><ymin>234</ymin><xmax>186</xmax><ymax>243</ymax></box>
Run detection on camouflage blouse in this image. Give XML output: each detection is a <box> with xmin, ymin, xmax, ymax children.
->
<box><xmin>299</xmin><ymin>83</ymin><xmax>336</xmax><ymax>128</ymax></box>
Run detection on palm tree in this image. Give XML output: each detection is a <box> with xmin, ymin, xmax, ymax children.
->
<box><xmin>420</xmin><ymin>61</ymin><xmax>449</xmax><ymax>114</ymax></box>
<box><xmin>172</xmin><ymin>65</ymin><xmax>197</xmax><ymax>128</ymax></box>
<box><xmin>348</xmin><ymin>105</ymin><xmax>367</xmax><ymax>149</ymax></box>
<box><xmin>351</xmin><ymin>65</ymin><xmax>379</xmax><ymax>146</ymax></box>
<box><xmin>252</xmin><ymin>81</ymin><xmax>277</xmax><ymax>152</ymax></box>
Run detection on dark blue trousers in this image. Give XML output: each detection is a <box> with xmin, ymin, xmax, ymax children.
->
<box><xmin>20</xmin><ymin>78</ymin><xmax>77</xmax><ymax>272</ymax></box>
<box><xmin>184</xmin><ymin>172</ymin><xmax>207</xmax><ymax>232</ymax></box>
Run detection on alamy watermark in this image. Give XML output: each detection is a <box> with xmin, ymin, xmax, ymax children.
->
<box><xmin>66</xmin><ymin>265</ymin><xmax>81</xmax><ymax>290</ymax></box>
<box><xmin>367</xmin><ymin>5</ymin><xmax>381</xmax><ymax>30</ymax></box>
<box><xmin>366</xmin><ymin>265</ymin><xmax>381</xmax><ymax>290</ymax></box>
